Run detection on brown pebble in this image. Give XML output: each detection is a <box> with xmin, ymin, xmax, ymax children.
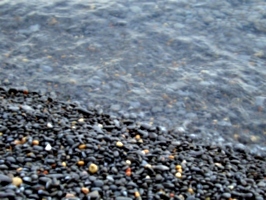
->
<box><xmin>88</xmin><ymin>163</ymin><xmax>98</xmax><ymax>173</ymax></box>
<box><xmin>81</xmin><ymin>187</ymin><xmax>89</xmax><ymax>194</ymax></box>
<box><xmin>135</xmin><ymin>191</ymin><xmax>140</xmax><ymax>198</ymax></box>
<box><xmin>169</xmin><ymin>155</ymin><xmax>175</xmax><ymax>160</ymax></box>
<box><xmin>12</xmin><ymin>177</ymin><xmax>23</xmax><ymax>186</ymax></box>
<box><xmin>14</xmin><ymin>140</ymin><xmax>22</xmax><ymax>145</ymax></box>
<box><xmin>32</xmin><ymin>140</ymin><xmax>39</xmax><ymax>145</ymax></box>
<box><xmin>176</xmin><ymin>165</ymin><xmax>183</xmax><ymax>173</ymax></box>
<box><xmin>77</xmin><ymin>160</ymin><xmax>85</xmax><ymax>166</ymax></box>
<box><xmin>78</xmin><ymin>144</ymin><xmax>86</xmax><ymax>149</ymax></box>
<box><xmin>135</xmin><ymin>135</ymin><xmax>141</xmax><ymax>140</ymax></box>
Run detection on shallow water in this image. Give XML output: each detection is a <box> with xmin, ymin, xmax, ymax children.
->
<box><xmin>0</xmin><ymin>0</ymin><xmax>266</xmax><ymax>153</ymax></box>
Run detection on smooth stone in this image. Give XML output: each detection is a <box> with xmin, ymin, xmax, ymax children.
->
<box><xmin>116</xmin><ymin>197</ymin><xmax>133</xmax><ymax>200</ymax></box>
<box><xmin>153</xmin><ymin>165</ymin><xmax>169</xmax><ymax>171</ymax></box>
<box><xmin>222</xmin><ymin>193</ymin><xmax>231</xmax><ymax>198</ymax></box>
<box><xmin>0</xmin><ymin>191</ymin><xmax>15</xmax><ymax>198</ymax></box>
<box><xmin>86</xmin><ymin>190</ymin><xmax>100</xmax><ymax>198</ymax></box>
<box><xmin>0</xmin><ymin>174</ymin><xmax>12</xmax><ymax>186</ymax></box>
<box><xmin>94</xmin><ymin>180</ymin><xmax>104</xmax><ymax>187</ymax></box>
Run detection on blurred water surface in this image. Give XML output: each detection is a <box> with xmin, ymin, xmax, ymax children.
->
<box><xmin>0</xmin><ymin>0</ymin><xmax>266</xmax><ymax>153</ymax></box>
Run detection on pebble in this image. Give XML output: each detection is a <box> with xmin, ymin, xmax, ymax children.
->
<box><xmin>0</xmin><ymin>174</ymin><xmax>12</xmax><ymax>186</ymax></box>
<box><xmin>87</xmin><ymin>190</ymin><xmax>100</xmax><ymax>198</ymax></box>
<box><xmin>116</xmin><ymin>141</ymin><xmax>124</xmax><ymax>147</ymax></box>
<box><xmin>45</xmin><ymin>143</ymin><xmax>52</xmax><ymax>151</ymax></box>
<box><xmin>222</xmin><ymin>192</ymin><xmax>231</xmax><ymax>198</ymax></box>
<box><xmin>88</xmin><ymin>163</ymin><xmax>98</xmax><ymax>174</ymax></box>
<box><xmin>116</xmin><ymin>197</ymin><xmax>133</xmax><ymax>200</ymax></box>
<box><xmin>94</xmin><ymin>180</ymin><xmax>104</xmax><ymax>187</ymax></box>
<box><xmin>12</xmin><ymin>177</ymin><xmax>23</xmax><ymax>186</ymax></box>
<box><xmin>81</xmin><ymin>187</ymin><xmax>89</xmax><ymax>194</ymax></box>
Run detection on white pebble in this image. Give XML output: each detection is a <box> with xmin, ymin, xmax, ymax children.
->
<box><xmin>47</xmin><ymin>122</ymin><xmax>53</xmax><ymax>128</ymax></box>
<box><xmin>45</xmin><ymin>143</ymin><xmax>52</xmax><ymax>151</ymax></box>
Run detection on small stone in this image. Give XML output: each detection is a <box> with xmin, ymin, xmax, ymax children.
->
<box><xmin>94</xmin><ymin>180</ymin><xmax>104</xmax><ymax>187</ymax></box>
<box><xmin>79</xmin><ymin>144</ymin><xmax>86</xmax><ymax>149</ymax></box>
<box><xmin>228</xmin><ymin>185</ymin><xmax>234</xmax><ymax>190</ymax></box>
<box><xmin>45</xmin><ymin>143</ymin><xmax>52</xmax><ymax>151</ymax></box>
<box><xmin>88</xmin><ymin>163</ymin><xmax>98</xmax><ymax>174</ymax></box>
<box><xmin>135</xmin><ymin>191</ymin><xmax>140</xmax><ymax>198</ymax></box>
<box><xmin>77</xmin><ymin>161</ymin><xmax>85</xmax><ymax>166</ymax></box>
<box><xmin>12</xmin><ymin>177</ymin><xmax>23</xmax><ymax>186</ymax></box>
<box><xmin>116</xmin><ymin>197</ymin><xmax>133</xmax><ymax>200</ymax></box>
<box><xmin>142</xmin><ymin>149</ymin><xmax>149</xmax><ymax>154</ymax></box>
<box><xmin>78</xmin><ymin>118</ymin><xmax>85</xmax><ymax>123</ymax></box>
<box><xmin>65</xmin><ymin>193</ymin><xmax>76</xmax><ymax>198</ymax></box>
<box><xmin>32</xmin><ymin>140</ymin><xmax>39</xmax><ymax>145</ymax></box>
<box><xmin>116</xmin><ymin>141</ymin><xmax>124</xmax><ymax>147</ymax></box>
<box><xmin>175</xmin><ymin>172</ymin><xmax>182</xmax><ymax>178</ymax></box>
<box><xmin>258</xmin><ymin>180</ymin><xmax>266</xmax><ymax>187</ymax></box>
<box><xmin>0</xmin><ymin>174</ymin><xmax>12</xmax><ymax>186</ymax></box>
<box><xmin>125</xmin><ymin>160</ymin><xmax>131</xmax><ymax>165</ymax></box>
<box><xmin>87</xmin><ymin>190</ymin><xmax>100</xmax><ymax>199</ymax></box>
<box><xmin>135</xmin><ymin>135</ymin><xmax>141</xmax><ymax>140</ymax></box>
<box><xmin>47</xmin><ymin>122</ymin><xmax>53</xmax><ymax>128</ymax></box>
<box><xmin>222</xmin><ymin>193</ymin><xmax>231</xmax><ymax>198</ymax></box>
<box><xmin>153</xmin><ymin>165</ymin><xmax>169</xmax><ymax>171</ymax></box>
<box><xmin>81</xmin><ymin>187</ymin><xmax>89</xmax><ymax>194</ymax></box>
<box><xmin>188</xmin><ymin>187</ymin><xmax>194</xmax><ymax>194</ymax></box>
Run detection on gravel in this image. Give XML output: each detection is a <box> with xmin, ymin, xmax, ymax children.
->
<box><xmin>0</xmin><ymin>86</ymin><xmax>266</xmax><ymax>200</ymax></box>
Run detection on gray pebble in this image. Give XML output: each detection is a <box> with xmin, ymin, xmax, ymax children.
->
<box><xmin>222</xmin><ymin>193</ymin><xmax>231</xmax><ymax>198</ymax></box>
<box><xmin>0</xmin><ymin>174</ymin><xmax>12</xmax><ymax>186</ymax></box>
<box><xmin>94</xmin><ymin>180</ymin><xmax>104</xmax><ymax>187</ymax></box>
<box><xmin>116</xmin><ymin>197</ymin><xmax>133</xmax><ymax>200</ymax></box>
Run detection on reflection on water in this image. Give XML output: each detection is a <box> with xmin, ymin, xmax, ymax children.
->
<box><xmin>0</xmin><ymin>0</ymin><xmax>266</xmax><ymax>153</ymax></box>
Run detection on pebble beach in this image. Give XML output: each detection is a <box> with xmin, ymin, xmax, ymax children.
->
<box><xmin>1</xmin><ymin>0</ymin><xmax>266</xmax><ymax>199</ymax></box>
<box><xmin>0</xmin><ymin>87</ymin><xmax>266</xmax><ymax>200</ymax></box>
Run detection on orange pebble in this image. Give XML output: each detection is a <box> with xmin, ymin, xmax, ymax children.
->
<box><xmin>143</xmin><ymin>149</ymin><xmax>149</xmax><ymax>154</ymax></box>
<box><xmin>78</xmin><ymin>144</ymin><xmax>86</xmax><ymax>149</ymax></box>
<box><xmin>125</xmin><ymin>168</ymin><xmax>132</xmax><ymax>176</ymax></box>
<box><xmin>135</xmin><ymin>191</ymin><xmax>140</xmax><ymax>198</ymax></box>
<box><xmin>135</xmin><ymin>135</ymin><xmax>141</xmax><ymax>140</ymax></box>
<box><xmin>77</xmin><ymin>161</ymin><xmax>85</xmax><ymax>166</ymax></box>
<box><xmin>14</xmin><ymin>140</ymin><xmax>22</xmax><ymax>145</ymax></box>
<box><xmin>168</xmin><ymin>155</ymin><xmax>175</xmax><ymax>160</ymax></box>
<box><xmin>81</xmin><ymin>187</ymin><xmax>89</xmax><ymax>194</ymax></box>
<box><xmin>32</xmin><ymin>140</ymin><xmax>39</xmax><ymax>145</ymax></box>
